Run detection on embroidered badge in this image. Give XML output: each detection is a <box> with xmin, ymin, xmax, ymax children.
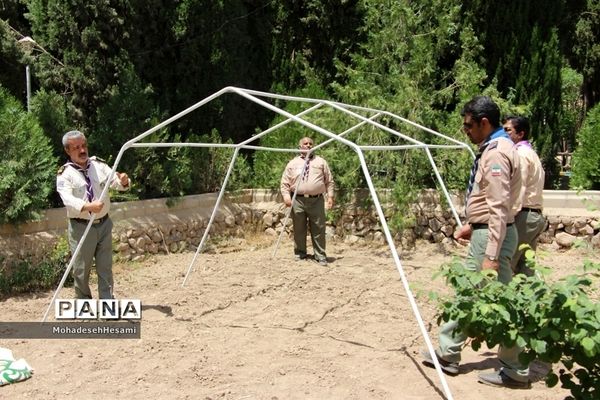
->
<box><xmin>491</xmin><ymin>164</ymin><xmax>502</xmax><ymax>177</ymax></box>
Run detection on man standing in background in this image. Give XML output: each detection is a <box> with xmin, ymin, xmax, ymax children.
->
<box><xmin>504</xmin><ymin>116</ymin><xmax>546</xmax><ymax>276</ymax></box>
<box><xmin>280</xmin><ymin>137</ymin><xmax>334</xmax><ymax>266</ymax></box>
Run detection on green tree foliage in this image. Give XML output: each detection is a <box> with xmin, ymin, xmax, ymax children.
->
<box><xmin>569</xmin><ymin>0</ymin><xmax>600</xmax><ymax>110</ymax></box>
<box><xmin>558</xmin><ymin>67</ymin><xmax>585</xmax><ymax>156</ymax></box>
<box><xmin>0</xmin><ymin>0</ymin><xmax>599</xmax><ymax>206</ymax></box>
<box><xmin>269</xmin><ymin>0</ymin><xmax>364</xmax><ymax>91</ymax></box>
<box><xmin>0</xmin><ymin>86</ymin><xmax>56</xmax><ymax>224</ymax></box>
<box><xmin>133</xmin><ymin>129</ymin><xmax>250</xmax><ymax>199</ymax></box>
<box><xmin>570</xmin><ymin>103</ymin><xmax>600</xmax><ymax>189</ymax></box>
<box><xmin>435</xmin><ymin>256</ymin><xmax>600</xmax><ymax>399</ymax></box>
<box><xmin>0</xmin><ymin>11</ymin><xmax>30</xmax><ymax>109</ymax></box>
<box><xmin>459</xmin><ymin>1</ymin><xmax>566</xmax><ymax>185</ymax></box>
<box><xmin>515</xmin><ymin>28</ymin><xmax>563</xmax><ymax>185</ymax></box>
<box><xmin>91</xmin><ymin>64</ymin><xmax>157</xmax><ymax>170</ymax></box>
<box><xmin>126</xmin><ymin>0</ymin><xmax>275</xmax><ymax>143</ymax></box>
<box><xmin>330</xmin><ymin>0</ymin><xmax>480</xmax><ymax>193</ymax></box>
<box><xmin>251</xmin><ymin>83</ymin><xmax>333</xmax><ymax>190</ymax></box>
<box><xmin>26</xmin><ymin>0</ymin><xmax>135</xmax><ymax>129</ymax></box>
<box><xmin>31</xmin><ymin>88</ymin><xmax>70</xmax><ymax>159</ymax></box>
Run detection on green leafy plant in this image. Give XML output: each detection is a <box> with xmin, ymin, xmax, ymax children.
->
<box><xmin>0</xmin><ymin>87</ymin><xmax>57</xmax><ymax>224</ymax></box>
<box><xmin>0</xmin><ymin>236</ymin><xmax>72</xmax><ymax>297</ymax></box>
<box><xmin>433</xmin><ymin>253</ymin><xmax>600</xmax><ymax>399</ymax></box>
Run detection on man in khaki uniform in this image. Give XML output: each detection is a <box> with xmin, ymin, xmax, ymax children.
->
<box><xmin>422</xmin><ymin>96</ymin><xmax>531</xmax><ymax>389</ymax></box>
<box><xmin>280</xmin><ymin>137</ymin><xmax>334</xmax><ymax>266</ymax></box>
<box><xmin>504</xmin><ymin>116</ymin><xmax>546</xmax><ymax>276</ymax></box>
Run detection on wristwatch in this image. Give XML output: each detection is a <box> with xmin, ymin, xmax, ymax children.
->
<box><xmin>486</xmin><ymin>255</ymin><xmax>497</xmax><ymax>261</ymax></box>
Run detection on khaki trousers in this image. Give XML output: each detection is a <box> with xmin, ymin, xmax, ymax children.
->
<box><xmin>291</xmin><ymin>196</ymin><xmax>327</xmax><ymax>261</ymax></box>
<box><xmin>68</xmin><ymin>217</ymin><xmax>114</xmax><ymax>299</ymax></box>
<box><xmin>511</xmin><ymin>209</ymin><xmax>546</xmax><ymax>276</ymax></box>
<box><xmin>438</xmin><ymin>224</ymin><xmax>529</xmax><ymax>382</ymax></box>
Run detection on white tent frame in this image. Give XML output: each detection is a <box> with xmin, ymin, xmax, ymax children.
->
<box><xmin>43</xmin><ymin>86</ymin><xmax>476</xmax><ymax>400</ymax></box>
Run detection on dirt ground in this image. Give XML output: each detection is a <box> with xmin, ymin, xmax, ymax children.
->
<box><xmin>1</xmin><ymin>234</ymin><xmax>598</xmax><ymax>400</ymax></box>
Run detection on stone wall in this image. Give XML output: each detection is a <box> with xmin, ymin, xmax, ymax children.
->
<box><xmin>1</xmin><ymin>189</ymin><xmax>599</xmax><ymax>267</ymax></box>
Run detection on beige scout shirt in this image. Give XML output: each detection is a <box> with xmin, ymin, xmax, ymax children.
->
<box><xmin>280</xmin><ymin>155</ymin><xmax>334</xmax><ymax>202</ymax></box>
<box><xmin>467</xmin><ymin>137</ymin><xmax>521</xmax><ymax>258</ymax></box>
<box><xmin>56</xmin><ymin>156</ymin><xmax>130</xmax><ymax>220</ymax></box>
<box><xmin>515</xmin><ymin>143</ymin><xmax>544</xmax><ymax>210</ymax></box>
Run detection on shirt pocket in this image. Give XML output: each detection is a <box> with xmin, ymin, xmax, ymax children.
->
<box><xmin>474</xmin><ymin>170</ymin><xmax>484</xmax><ymax>193</ymax></box>
<box><xmin>73</xmin><ymin>186</ymin><xmax>86</xmax><ymax>197</ymax></box>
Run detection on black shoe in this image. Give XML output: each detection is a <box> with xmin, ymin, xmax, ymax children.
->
<box><xmin>478</xmin><ymin>370</ymin><xmax>531</xmax><ymax>389</ymax></box>
<box><xmin>421</xmin><ymin>349</ymin><xmax>459</xmax><ymax>376</ymax></box>
<box><xmin>294</xmin><ymin>254</ymin><xmax>306</xmax><ymax>261</ymax></box>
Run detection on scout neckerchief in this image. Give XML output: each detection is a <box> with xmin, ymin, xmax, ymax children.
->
<box><xmin>466</xmin><ymin>127</ymin><xmax>511</xmax><ymax>202</ymax></box>
<box><xmin>515</xmin><ymin>139</ymin><xmax>532</xmax><ymax>149</ymax></box>
<box><xmin>300</xmin><ymin>152</ymin><xmax>314</xmax><ymax>181</ymax></box>
<box><xmin>67</xmin><ymin>160</ymin><xmax>94</xmax><ymax>202</ymax></box>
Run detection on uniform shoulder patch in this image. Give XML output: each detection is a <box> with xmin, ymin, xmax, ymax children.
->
<box><xmin>487</xmin><ymin>141</ymin><xmax>499</xmax><ymax>151</ymax></box>
<box><xmin>57</xmin><ymin>165</ymin><xmax>66</xmax><ymax>175</ymax></box>
<box><xmin>90</xmin><ymin>156</ymin><xmax>107</xmax><ymax>164</ymax></box>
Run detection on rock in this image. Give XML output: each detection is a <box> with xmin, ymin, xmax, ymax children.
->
<box><xmin>373</xmin><ymin>231</ymin><xmax>385</xmax><ymax>244</ymax></box>
<box><xmin>262</xmin><ymin>212</ymin><xmax>276</xmax><ymax>227</ymax></box>
<box><xmin>421</xmin><ymin>227</ymin><xmax>433</xmax><ymax>241</ymax></box>
<box><xmin>564</xmin><ymin>224</ymin><xmax>579</xmax><ymax>235</ymax></box>
<box><xmin>560</xmin><ymin>216</ymin><xmax>574</xmax><ymax>226</ymax></box>
<box><xmin>579</xmin><ymin>224</ymin><xmax>595</xmax><ymax>236</ymax></box>
<box><xmin>344</xmin><ymin>235</ymin><xmax>360</xmax><ymax>244</ymax></box>
<box><xmin>149</xmin><ymin>229</ymin><xmax>162</xmax><ymax>243</ymax></box>
<box><xmin>224</xmin><ymin>215</ymin><xmax>236</xmax><ymax>228</ymax></box>
<box><xmin>538</xmin><ymin>231</ymin><xmax>554</xmax><ymax>244</ymax></box>
<box><xmin>147</xmin><ymin>242</ymin><xmax>159</xmax><ymax>254</ymax></box>
<box><xmin>428</xmin><ymin>218</ymin><xmax>442</xmax><ymax>232</ymax></box>
<box><xmin>432</xmin><ymin>232</ymin><xmax>446</xmax><ymax>243</ymax></box>
<box><xmin>546</xmin><ymin>215</ymin><xmax>560</xmax><ymax>225</ymax></box>
<box><xmin>116</xmin><ymin>242</ymin><xmax>130</xmax><ymax>252</ymax></box>
<box><xmin>555</xmin><ymin>232</ymin><xmax>577</xmax><ymax>248</ymax></box>
<box><xmin>126</xmin><ymin>228</ymin><xmax>143</xmax><ymax>238</ymax></box>
<box><xmin>236</xmin><ymin>211</ymin><xmax>248</xmax><ymax>225</ymax></box>
<box><xmin>591</xmin><ymin>232</ymin><xmax>600</xmax><ymax>249</ymax></box>
<box><xmin>441</xmin><ymin>224</ymin><xmax>454</xmax><ymax>237</ymax></box>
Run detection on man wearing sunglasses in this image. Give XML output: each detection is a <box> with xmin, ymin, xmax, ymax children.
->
<box><xmin>422</xmin><ymin>96</ymin><xmax>531</xmax><ymax>389</ymax></box>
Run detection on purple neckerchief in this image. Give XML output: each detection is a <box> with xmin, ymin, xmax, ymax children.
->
<box><xmin>300</xmin><ymin>153</ymin><xmax>314</xmax><ymax>181</ymax></box>
<box><xmin>67</xmin><ymin>160</ymin><xmax>94</xmax><ymax>202</ymax></box>
<box><xmin>515</xmin><ymin>140</ymin><xmax>532</xmax><ymax>149</ymax></box>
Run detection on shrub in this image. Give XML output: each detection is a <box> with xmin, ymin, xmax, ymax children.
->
<box><xmin>570</xmin><ymin>103</ymin><xmax>600</xmax><ymax>190</ymax></box>
<box><xmin>0</xmin><ymin>86</ymin><xmax>57</xmax><ymax>224</ymax></box>
<box><xmin>0</xmin><ymin>236</ymin><xmax>72</xmax><ymax>297</ymax></box>
<box><xmin>433</xmin><ymin>253</ymin><xmax>600</xmax><ymax>399</ymax></box>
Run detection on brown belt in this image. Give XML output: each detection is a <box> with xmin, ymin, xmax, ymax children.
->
<box><xmin>291</xmin><ymin>192</ymin><xmax>323</xmax><ymax>198</ymax></box>
<box><xmin>471</xmin><ymin>222</ymin><xmax>513</xmax><ymax>230</ymax></box>
<box><xmin>70</xmin><ymin>214</ymin><xmax>109</xmax><ymax>225</ymax></box>
<box><xmin>521</xmin><ymin>207</ymin><xmax>542</xmax><ymax>213</ymax></box>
